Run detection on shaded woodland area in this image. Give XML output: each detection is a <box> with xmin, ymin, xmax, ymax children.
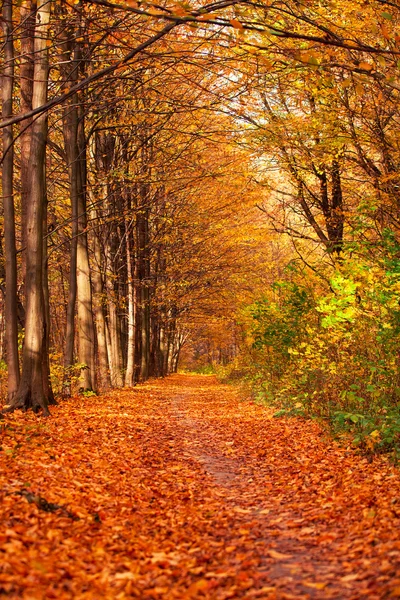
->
<box><xmin>1</xmin><ymin>0</ymin><xmax>400</xmax><ymax>452</ymax></box>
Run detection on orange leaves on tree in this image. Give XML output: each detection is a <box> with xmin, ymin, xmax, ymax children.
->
<box><xmin>229</xmin><ymin>19</ymin><xmax>244</xmax><ymax>30</ymax></box>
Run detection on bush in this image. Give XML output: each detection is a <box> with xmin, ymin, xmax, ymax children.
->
<box><xmin>239</xmin><ymin>241</ymin><xmax>400</xmax><ymax>459</ymax></box>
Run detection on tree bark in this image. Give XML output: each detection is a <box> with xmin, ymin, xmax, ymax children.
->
<box><xmin>20</xmin><ymin>0</ymin><xmax>36</xmax><ymax>287</ymax></box>
<box><xmin>2</xmin><ymin>0</ymin><xmax>20</xmax><ymax>401</ymax></box>
<box><xmin>60</xmin><ymin>28</ymin><xmax>79</xmax><ymax>393</ymax></box>
<box><xmin>76</xmin><ymin>106</ymin><xmax>96</xmax><ymax>392</ymax></box>
<box><xmin>124</xmin><ymin>207</ymin><xmax>135</xmax><ymax>387</ymax></box>
<box><xmin>42</xmin><ymin>182</ymin><xmax>56</xmax><ymax>405</ymax></box>
<box><xmin>91</xmin><ymin>220</ymin><xmax>111</xmax><ymax>390</ymax></box>
<box><xmin>138</xmin><ymin>203</ymin><xmax>150</xmax><ymax>380</ymax></box>
<box><xmin>6</xmin><ymin>0</ymin><xmax>51</xmax><ymax>414</ymax></box>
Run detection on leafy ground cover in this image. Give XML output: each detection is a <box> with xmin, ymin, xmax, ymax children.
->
<box><xmin>1</xmin><ymin>374</ymin><xmax>400</xmax><ymax>599</ymax></box>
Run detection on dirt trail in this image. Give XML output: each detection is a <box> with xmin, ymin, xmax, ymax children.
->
<box><xmin>1</xmin><ymin>374</ymin><xmax>400</xmax><ymax>599</ymax></box>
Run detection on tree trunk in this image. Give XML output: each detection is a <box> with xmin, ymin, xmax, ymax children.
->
<box><xmin>60</xmin><ymin>25</ymin><xmax>80</xmax><ymax>394</ymax></box>
<box><xmin>42</xmin><ymin>182</ymin><xmax>56</xmax><ymax>405</ymax></box>
<box><xmin>2</xmin><ymin>0</ymin><xmax>20</xmax><ymax>401</ymax></box>
<box><xmin>20</xmin><ymin>0</ymin><xmax>36</xmax><ymax>287</ymax></box>
<box><xmin>124</xmin><ymin>209</ymin><xmax>135</xmax><ymax>387</ymax></box>
<box><xmin>76</xmin><ymin>108</ymin><xmax>96</xmax><ymax>392</ymax></box>
<box><xmin>138</xmin><ymin>205</ymin><xmax>150</xmax><ymax>380</ymax></box>
<box><xmin>6</xmin><ymin>0</ymin><xmax>51</xmax><ymax>414</ymax></box>
<box><xmin>62</xmin><ymin>100</ymin><xmax>79</xmax><ymax>392</ymax></box>
<box><xmin>90</xmin><ymin>207</ymin><xmax>111</xmax><ymax>391</ymax></box>
<box><xmin>105</xmin><ymin>263</ymin><xmax>124</xmax><ymax>387</ymax></box>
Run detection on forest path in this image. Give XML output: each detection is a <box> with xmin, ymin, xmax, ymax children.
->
<box><xmin>1</xmin><ymin>374</ymin><xmax>400</xmax><ymax>599</ymax></box>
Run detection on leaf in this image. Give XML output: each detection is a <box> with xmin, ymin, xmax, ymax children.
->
<box><xmin>359</xmin><ymin>61</ymin><xmax>373</xmax><ymax>71</ymax></box>
<box><xmin>267</xmin><ymin>550</ymin><xmax>292</xmax><ymax>560</ymax></box>
<box><xmin>184</xmin><ymin>579</ymin><xmax>210</xmax><ymax>598</ymax></box>
<box><xmin>196</xmin><ymin>13</ymin><xmax>214</xmax><ymax>20</ymax></box>
<box><xmin>381</xmin><ymin>11</ymin><xmax>393</xmax><ymax>20</ymax></box>
<box><xmin>230</xmin><ymin>19</ymin><xmax>244</xmax><ymax>30</ymax></box>
<box><xmin>302</xmin><ymin>581</ymin><xmax>327</xmax><ymax>590</ymax></box>
<box><xmin>355</xmin><ymin>83</ymin><xmax>364</xmax><ymax>96</ymax></box>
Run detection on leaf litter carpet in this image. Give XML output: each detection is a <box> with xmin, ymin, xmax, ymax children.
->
<box><xmin>1</xmin><ymin>374</ymin><xmax>400</xmax><ymax>599</ymax></box>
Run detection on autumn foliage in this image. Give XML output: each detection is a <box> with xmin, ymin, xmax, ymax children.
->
<box><xmin>2</xmin><ymin>0</ymin><xmax>400</xmax><ymax>597</ymax></box>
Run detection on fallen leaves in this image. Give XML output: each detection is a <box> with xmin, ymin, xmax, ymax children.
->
<box><xmin>267</xmin><ymin>550</ymin><xmax>292</xmax><ymax>560</ymax></box>
<box><xmin>0</xmin><ymin>374</ymin><xmax>399</xmax><ymax>598</ymax></box>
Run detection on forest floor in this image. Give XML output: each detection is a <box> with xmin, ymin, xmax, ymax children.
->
<box><xmin>1</xmin><ymin>374</ymin><xmax>400</xmax><ymax>600</ymax></box>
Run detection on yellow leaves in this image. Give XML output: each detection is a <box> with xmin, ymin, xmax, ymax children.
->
<box><xmin>146</xmin><ymin>7</ymin><xmax>163</xmax><ymax>16</ymax></box>
<box><xmin>301</xmin><ymin>52</ymin><xmax>320</xmax><ymax>67</ymax></box>
<box><xmin>355</xmin><ymin>83</ymin><xmax>364</xmax><ymax>96</ymax></box>
<box><xmin>377</xmin><ymin>55</ymin><xmax>386</xmax><ymax>69</ymax></box>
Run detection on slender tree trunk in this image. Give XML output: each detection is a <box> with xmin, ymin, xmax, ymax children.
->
<box><xmin>2</xmin><ymin>0</ymin><xmax>20</xmax><ymax>401</ymax></box>
<box><xmin>124</xmin><ymin>208</ymin><xmax>135</xmax><ymax>387</ymax></box>
<box><xmin>62</xmin><ymin>99</ymin><xmax>79</xmax><ymax>392</ymax></box>
<box><xmin>90</xmin><ymin>198</ymin><xmax>111</xmax><ymax>390</ymax></box>
<box><xmin>76</xmin><ymin>107</ymin><xmax>96</xmax><ymax>392</ymax></box>
<box><xmin>20</xmin><ymin>0</ymin><xmax>36</xmax><ymax>287</ymax></box>
<box><xmin>134</xmin><ymin>208</ymin><xmax>142</xmax><ymax>382</ymax></box>
<box><xmin>7</xmin><ymin>0</ymin><xmax>51</xmax><ymax>414</ymax></box>
<box><xmin>138</xmin><ymin>205</ymin><xmax>150</xmax><ymax>380</ymax></box>
<box><xmin>159</xmin><ymin>324</ymin><xmax>167</xmax><ymax>376</ymax></box>
<box><xmin>105</xmin><ymin>263</ymin><xmax>124</xmax><ymax>387</ymax></box>
<box><xmin>42</xmin><ymin>182</ymin><xmax>56</xmax><ymax>405</ymax></box>
<box><xmin>91</xmin><ymin>133</ymin><xmax>115</xmax><ymax>389</ymax></box>
<box><xmin>59</xmin><ymin>24</ymin><xmax>80</xmax><ymax>393</ymax></box>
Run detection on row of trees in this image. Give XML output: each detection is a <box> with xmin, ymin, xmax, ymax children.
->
<box><xmin>1</xmin><ymin>0</ymin><xmax>258</xmax><ymax>413</ymax></box>
<box><xmin>1</xmin><ymin>0</ymin><xmax>400</xmax><ymax>414</ymax></box>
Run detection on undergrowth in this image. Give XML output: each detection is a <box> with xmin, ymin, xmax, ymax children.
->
<box><xmin>220</xmin><ymin>236</ymin><xmax>400</xmax><ymax>462</ymax></box>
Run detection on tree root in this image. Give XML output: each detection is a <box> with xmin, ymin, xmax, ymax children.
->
<box><xmin>2</xmin><ymin>387</ymin><xmax>50</xmax><ymax>416</ymax></box>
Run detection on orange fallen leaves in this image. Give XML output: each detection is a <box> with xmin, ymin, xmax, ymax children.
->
<box><xmin>0</xmin><ymin>374</ymin><xmax>399</xmax><ymax>599</ymax></box>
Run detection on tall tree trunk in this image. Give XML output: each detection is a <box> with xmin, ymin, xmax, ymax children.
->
<box><xmin>76</xmin><ymin>106</ymin><xmax>96</xmax><ymax>392</ymax></box>
<box><xmin>2</xmin><ymin>0</ymin><xmax>20</xmax><ymax>401</ymax></box>
<box><xmin>42</xmin><ymin>181</ymin><xmax>56</xmax><ymax>405</ymax></box>
<box><xmin>88</xmin><ymin>157</ymin><xmax>110</xmax><ymax>390</ymax></box>
<box><xmin>91</xmin><ymin>221</ymin><xmax>111</xmax><ymax>390</ymax></box>
<box><xmin>62</xmin><ymin>92</ymin><xmax>79</xmax><ymax>392</ymax></box>
<box><xmin>124</xmin><ymin>208</ymin><xmax>135</xmax><ymax>387</ymax></box>
<box><xmin>7</xmin><ymin>0</ymin><xmax>51</xmax><ymax>414</ymax></box>
<box><xmin>105</xmin><ymin>250</ymin><xmax>124</xmax><ymax>387</ymax></box>
<box><xmin>20</xmin><ymin>0</ymin><xmax>36</xmax><ymax>287</ymax></box>
<box><xmin>138</xmin><ymin>204</ymin><xmax>150</xmax><ymax>380</ymax></box>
